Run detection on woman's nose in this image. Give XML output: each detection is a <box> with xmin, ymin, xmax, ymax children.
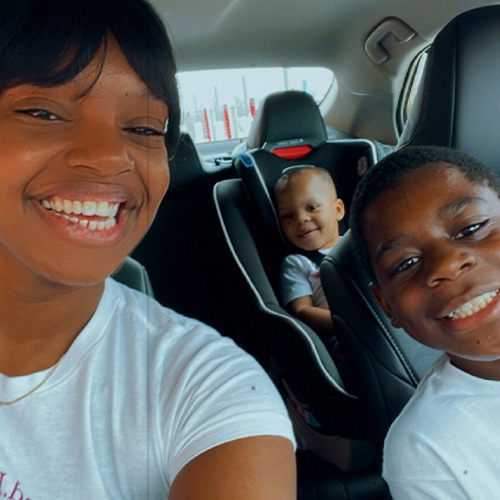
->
<box><xmin>64</xmin><ymin>122</ymin><xmax>135</xmax><ymax>177</ymax></box>
<box><xmin>425</xmin><ymin>244</ymin><xmax>475</xmax><ymax>287</ymax></box>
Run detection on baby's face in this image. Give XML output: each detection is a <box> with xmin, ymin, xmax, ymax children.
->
<box><xmin>364</xmin><ymin>163</ymin><xmax>500</xmax><ymax>368</ymax></box>
<box><xmin>275</xmin><ymin>170</ymin><xmax>344</xmax><ymax>251</ymax></box>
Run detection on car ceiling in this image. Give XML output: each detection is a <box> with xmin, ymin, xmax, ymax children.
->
<box><xmin>152</xmin><ymin>0</ymin><xmax>500</xmax><ymax>144</ymax></box>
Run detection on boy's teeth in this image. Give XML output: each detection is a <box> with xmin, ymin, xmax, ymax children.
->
<box><xmin>447</xmin><ymin>290</ymin><xmax>499</xmax><ymax>320</ymax></box>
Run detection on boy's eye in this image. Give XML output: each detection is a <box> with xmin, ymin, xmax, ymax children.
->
<box><xmin>454</xmin><ymin>219</ymin><xmax>489</xmax><ymax>239</ymax></box>
<box><xmin>17</xmin><ymin>108</ymin><xmax>59</xmax><ymax>121</ymax></box>
<box><xmin>391</xmin><ymin>256</ymin><xmax>420</xmax><ymax>275</ymax></box>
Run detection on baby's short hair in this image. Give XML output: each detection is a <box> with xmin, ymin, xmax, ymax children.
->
<box><xmin>349</xmin><ymin>145</ymin><xmax>500</xmax><ymax>284</ymax></box>
<box><xmin>274</xmin><ymin>164</ymin><xmax>336</xmax><ymax>194</ymax></box>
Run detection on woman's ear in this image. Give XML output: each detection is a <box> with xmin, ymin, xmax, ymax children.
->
<box><xmin>369</xmin><ymin>282</ymin><xmax>402</xmax><ymax>328</ymax></box>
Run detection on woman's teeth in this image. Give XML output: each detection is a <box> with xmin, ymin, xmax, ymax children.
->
<box><xmin>447</xmin><ymin>290</ymin><xmax>499</xmax><ymax>320</ymax></box>
<box><xmin>41</xmin><ymin>198</ymin><xmax>120</xmax><ymax>231</ymax></box>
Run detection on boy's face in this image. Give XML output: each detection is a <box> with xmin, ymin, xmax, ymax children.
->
<box><xmin>364</xmin><ymin>163</ymin><xmax>500</xmax><ymax>370</ymax></box>
<box><xmin>275</xmin><ymin>169</ymin><xmax>344</xmax><ymax>251</ymax></box>
<box><xmin>0</xmin><ymin>38</ymin><xmax>170</xmax><ymax>286</ymax></box>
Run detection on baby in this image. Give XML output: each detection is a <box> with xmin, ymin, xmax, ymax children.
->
<box><xmin>274</xmin><ymin>165</ymin><xmax>344</xmax><ymax>335</ymax></box>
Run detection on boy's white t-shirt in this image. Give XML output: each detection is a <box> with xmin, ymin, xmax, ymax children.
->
<box><xmin>0</xmin><ymin>278</ymin><xmax>295</xmax><ymax>499</ymax></box>
<box><xmin>383</xmin><ymin>354</ymin><xmax>500</xmax><ymax>499</ymax></box>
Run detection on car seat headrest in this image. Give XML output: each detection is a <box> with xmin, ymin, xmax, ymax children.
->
<box><xmin>246</xmin><ymin>90</ymin><xmax>328</xmax><ymax>158</ymax></box>
<box><xmin>397</xmin><ymin>5</ymin><xmax>500</xmax><ymax>170</ymax></box>
<box><xmin>169</xmin><ymin>133</ymin><xmax>206</xmax><ymax>190</ymax></box>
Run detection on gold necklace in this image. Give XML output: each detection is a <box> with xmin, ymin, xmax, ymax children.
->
<box><xmin>0</xmin><ymin>354</ymin><xmax>66</xmax><ymax>406</ymax></box>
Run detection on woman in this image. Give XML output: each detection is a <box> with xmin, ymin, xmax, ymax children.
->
<box><xmin>0</xmin><ymin>1</ymin><xmax>296</xmax><ymax>498</ymax></box>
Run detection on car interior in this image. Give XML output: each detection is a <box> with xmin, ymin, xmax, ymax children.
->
<box><xmin>127</xmin><ymin>1</ymin><xmax>500</xmax><ymax>498</ymax></box>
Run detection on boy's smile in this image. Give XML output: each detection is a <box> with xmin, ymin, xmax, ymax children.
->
<box><xmin>0</xmin><ymin>38</ymin><xmax>169</xmax><ymax>286</ymax></box>
<box><xmin>364</xmin><ymin>163</ymin><xmax>500</xmax><ymax>375</ymax></box>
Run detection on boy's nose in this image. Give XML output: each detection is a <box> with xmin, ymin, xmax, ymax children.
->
<box><xmin>425</xmin><ymin>245</ymin><xmax>475</xmax><ymax>287</ymax></box>
<box><xmin>64</xmin><ymin>122</ymin><xmax>135</xmax><ymax>177</ymax></box>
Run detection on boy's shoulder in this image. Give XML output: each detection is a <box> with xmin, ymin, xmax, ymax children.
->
<box><xmin>385</xmin><ymin>353</ymin><xmax>500</xmax><ymax>457</ymax></box>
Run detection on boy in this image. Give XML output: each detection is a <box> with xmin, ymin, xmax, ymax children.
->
<box><xmin>350</xmin><ymin>145</ymin><xmax>500</xmax><ymax>499</ymax></box>
<box><xmin>274</xmin><ymin>165</ymin><xmax>344</xmax><ymax>335</ymax></box>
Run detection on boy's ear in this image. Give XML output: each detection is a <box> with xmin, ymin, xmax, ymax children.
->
<box><xmin>334</xmin><ymin>198</ymin><xmax>345</xmax><ymax>221</ymax></box>
<box><xmin>369</xmin><ymin>283</ymin><xmax>402</xmax><ymax>329</ymax></box>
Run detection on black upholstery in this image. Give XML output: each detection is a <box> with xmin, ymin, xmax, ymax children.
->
<box><xmin>246</xmin><ymin>90</ymin><xmax>328</xmax><ymax>151</ymax></box>
<box><xmin>397</xmin><ymin>4</ymin><xmax>500</xmax><ymax>170</ymax></box>
<box><xmin>132</xmin><ymin>133</ymin><xmax>234</xmax><ymax>331</ymax></box>
<box><xmin>112</xmin><ymin>256</ymin><xmax>154</xmax><ymax>296</ymax></box>
<box><xmin>321</xmin><ymin>4</ymin><xmax>500</xmax><ymax>462</ymax></box>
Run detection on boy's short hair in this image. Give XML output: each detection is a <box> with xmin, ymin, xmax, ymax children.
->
<box><xmin>274</xmin><ymin>165</ymin><xmax>337</xmax><ymax>194</ymax></box>
<box><xmin>349</xmin><ymin>145</ymin><xmax>500</xmax><ymax>284</ymax></box>
<box><xmin>0</xmin><ymin>0</ymin><xmax>180</xmax><ymax>155</ymax></box>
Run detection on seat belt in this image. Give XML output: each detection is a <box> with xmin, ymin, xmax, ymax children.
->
<box><xmin>301</xmin><ymin>250</ymin><xmax>325</xmax><ymax>267</ymax></box>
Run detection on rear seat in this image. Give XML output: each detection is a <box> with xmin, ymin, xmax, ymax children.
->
<box><xmin>132</xmin><ymin>133</ymin><xmax>234</xmax><ymax>330</ymax></box>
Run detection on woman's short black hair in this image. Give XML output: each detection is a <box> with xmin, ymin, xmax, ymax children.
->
<box><xmin>0</xmin><ymin>0</ymin><xmax>180</xmax><ymax>155</ymax></box>
<box><xmin>349</xmin><ymin>145</ymin><xmax>500</xmax><ymax>284</ymax></box>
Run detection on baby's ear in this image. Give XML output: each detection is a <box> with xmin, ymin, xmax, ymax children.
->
<box><xmin>334</xmin><ymin>198</ymin><xmax>345</xmax><ymax>221</ymax></box>
<box><xmin>369</xmin><ymin>283</ymin><xmax>402</xmax><ymax>328</ymax></box>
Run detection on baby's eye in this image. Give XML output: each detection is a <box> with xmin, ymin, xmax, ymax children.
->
<box><xmin>391</xmin><ymin>256</ymin><xmax>420</xmax><ymax>275</ymax></box>
<box><xmin>455</xmin><ymin>219</ymin><xmax>489</xmax><ymax>239</ymax></box>
<box><xmin>307</xmin><ymin>204</ymin><xmax>318</xmax><ymax>211</ymax></box>
<box><xmin>280</xmin><ymin>213</ymin><xmax>293</xmax><ymax>221</ymax></box>
<box><xmin>17</xmin><ymin>108</ymin><xmax>59</xmax><ymax>121</ymax></box>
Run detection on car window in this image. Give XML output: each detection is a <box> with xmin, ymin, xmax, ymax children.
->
<box><xmin>396</xmin><ymin>48</ymin><xmax>429</xmax><ymax>134</ymax></box>
<box><xmin>177</xmin><ymin>67</ymin><xmax>333</xmax><ymax>146</ymax></box>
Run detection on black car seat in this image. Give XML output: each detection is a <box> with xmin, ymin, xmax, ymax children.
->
<box><xmin>112</xmin><ymin>256</ymin><xmax>154</xmax><ymax>296</ymax></box>
<box><xmin>132</xmin><ymin>132</ymin><xmax>235</xmax><ymax>333</ymax></box>
<box><xmin>214</xmin><ymin>90</ymin><xmax>384</xmax><ymax>473</ymax></box>
<box><xmin>320</xmin><ymin>4</ymin><xmax>500</xmax><ymax>462</ymax></box>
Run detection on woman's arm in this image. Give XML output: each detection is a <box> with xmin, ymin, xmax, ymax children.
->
<box><xmin>169</xmin><ymin>436</ymin><xmax>296</xmax><ymax>499</ymax></box>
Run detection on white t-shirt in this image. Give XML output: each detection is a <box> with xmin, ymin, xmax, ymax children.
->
<box><xmin>0</xmin><ymin>278</ymin><xmax>295</xmax><ymax>499</ymax></box>
<box><xmin>279</xmin><ymin>249</ymin><xmax>331</xmax><ymax>309</ymax></box>
<box><xmin>383</xmin><ymin>354</ymin><xmax>500</xmax><ymax>499</ymax></box>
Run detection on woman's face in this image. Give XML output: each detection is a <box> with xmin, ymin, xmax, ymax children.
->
<box><xmin>0</xmin><ymin>38</ymin><xmax>170</xmax><ymax>287</ymax></box>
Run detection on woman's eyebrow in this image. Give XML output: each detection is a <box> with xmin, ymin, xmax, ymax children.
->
<box><xmin>437</xmin><ymin>196</ymin><xmax>485</xmax><ymax>218</ymax></box>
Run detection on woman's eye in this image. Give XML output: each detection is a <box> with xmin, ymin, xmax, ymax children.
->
<box><xmin>18</xmin><ymin>108</ymin><xmax>59</xmax><ymax>121</ymax></box>
<box><xmin>127</xmin><ymin>126</ymin><xmax>165</xmax><ymax>137</ymax></box>
<box><xmin>391</xmin><ymin>256</ymin><xmax>420</xmax><ymax>275</ymax></box>
<box><xmin>455</xmin><ymin>220</ymin><xmax>489</xmax><ymax>239</ymax></box>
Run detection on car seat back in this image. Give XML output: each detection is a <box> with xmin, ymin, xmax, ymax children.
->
<box><xmin>398</xmin><ymin>4</ymin><xmax>500</xmax><ymax>169</ymax></box>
